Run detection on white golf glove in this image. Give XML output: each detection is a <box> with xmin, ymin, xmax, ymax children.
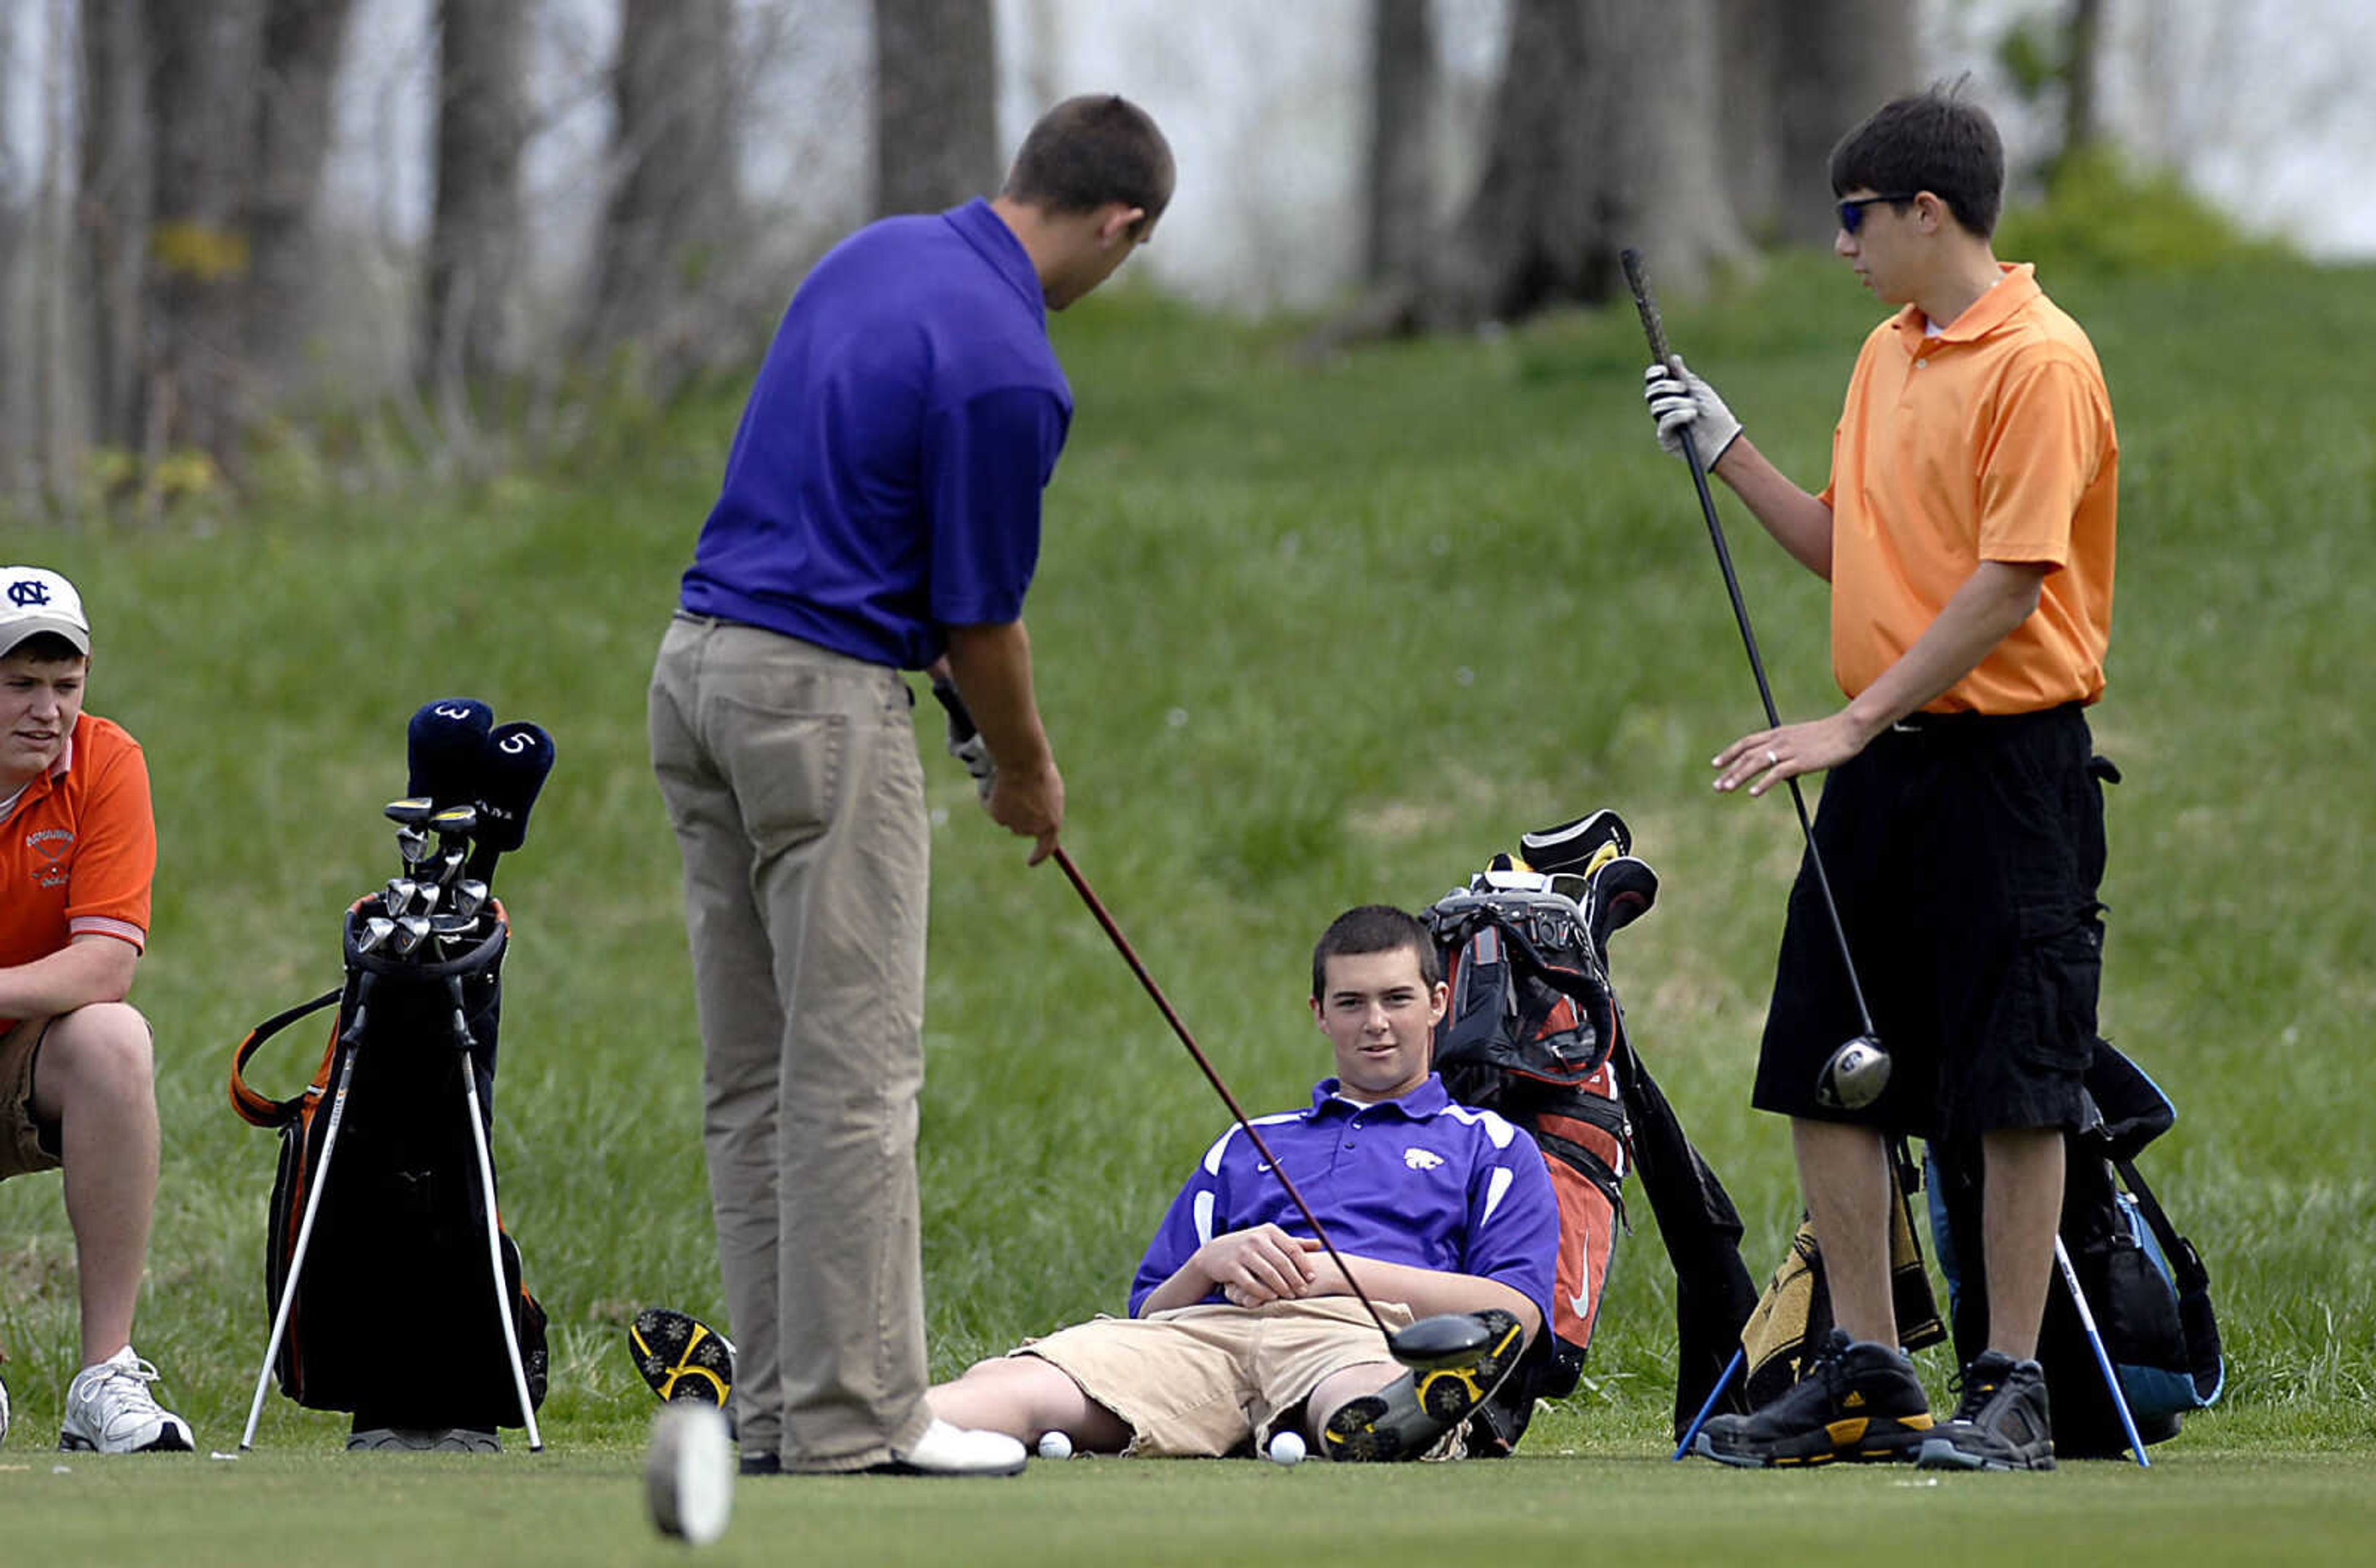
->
<box><xmin>1642</xmin><ymin>358</ymin><xmax>1742</xmax><ymax>465</ymax></box>
<box><xmin>949</xmin><ymin>729</ymin><xmax>995</xmax><ymax>800</ymax></box>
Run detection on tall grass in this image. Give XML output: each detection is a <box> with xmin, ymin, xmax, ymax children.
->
<box><xmin>2</xmin><ymin>244</ymin><xmax>2370</xmax><ymax>1463</ymax></box>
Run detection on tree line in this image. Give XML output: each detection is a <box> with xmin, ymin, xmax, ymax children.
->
<box><xmin>1</xmin><ymin>0</ymin><xmax>2112</xmax><ymax>521</ymax></box>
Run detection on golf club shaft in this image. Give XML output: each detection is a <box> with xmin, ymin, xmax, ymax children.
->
<box><xmin>1051</xmin><ymin>846</ymin><xmax>1400</xmax><ymax>1343</ymax></box>
<box><xmin>2054</xmin><ymin>1234</ymin><xmax>2151</xmax><ymax>1468</ymax></box>
<box><xmin>1619</xmin><ymin>248</ymin><xmax>1878</xmax><ymax>1041</ymax></box>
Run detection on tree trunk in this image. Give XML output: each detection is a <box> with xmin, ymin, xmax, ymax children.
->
<box><xmin>1590</xmin><ymin>0</ymin><xmax>1750</xmax><ymax>300</ymax></box>
<box><xmin>247</xmin><ymin>0</ymin><xmax>356</xmax><ymax>401</ymax></box>
<box><xmin>421</xmin><ymin>0</ymin><xmax>527</xmax><ymax>391</ymax></box>
<box><xmin>581</xmin><ymin>0</ymin><xmax>744</xmax><ymax>371</ymax></box>
<box><xmin>872</xmin><ymin>0</ymin><xmax>998</xmax><ymax>217</ymax></box>
<box><xmin>144</xmin><ymin>0</ymin><xmax>265</xmax><ymax>474</ymax></box>
<box><xmin>2062</xmin><ymin>0</ymin><xmax>2104</xmax><ymax>163</ymax></box>
<box><xmin>1418</xmin><ymin>0</ymin><xmax>1601</xmax><ymax>328</ymax></box>
<box><xmin>0</xmin><ymin>3</ymin><xmax>27</xmax><ymax>500</ymax></box>
<box><xmin>1763</xmin><ymin>0</ymin><xmax>1918</xmax><ymax>246</ymax></box>
<box><xmin>77</xmin><ymin>0</ymin><xmax>152</xmax><ymax>450</ymax></box>
<box><xmin>1365</xmin><ymin>0</ymin><xmax>1434</xmax><ymax>286</ymax></box>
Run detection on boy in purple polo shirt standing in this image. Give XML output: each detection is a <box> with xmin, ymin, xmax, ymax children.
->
<box><xmin>926</xmin><ymin>907</ymin><xmax>1559</xmax><ymax>1462</ymax></box>
<box><xmin>648</xmin><ymin>96</ymin><xmax>1173</xmax><ymax>1479</ymax></box>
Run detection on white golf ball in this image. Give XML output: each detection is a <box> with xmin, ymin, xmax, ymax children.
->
<box><xmin>1037</xmin><ymin>1429</ymin><xmax>1074</xmax><ymax>1460</ymax></box>
<box><xmin>1267</xmin><ymin>1429</ymin><xmax>1306</xmax><ymax>1465</ymax></box>
<box><xmin>647</xmin><ymin>1403</ymin><xmax>734</xmax><ymax>1546</ymax></box>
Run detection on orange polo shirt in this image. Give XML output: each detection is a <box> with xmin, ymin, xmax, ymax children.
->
<box><xmin>1820</xmin><ymin>262</ymin><xmax>2117</xmax><ymax>714</ymax></box>
<box><xmin>1</xmin><ymin>712</ymin><xmax>154</xmax><ymax>1030</ymax></box>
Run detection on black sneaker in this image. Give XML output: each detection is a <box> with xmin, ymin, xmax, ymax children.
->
<box><xmin>1917</xmin><ymin>1351</ymin><xmax>2055</xmax><ymax>1471</ymax></box>
<box><xmin>630</xmin><ymin>1308</ymin><xmax>736</xmax><ymax>1411</ymax></box>
<box><xmin>1694</xmin><ymin>1329</ymin><xmax>1934</xmax><ymax>1467</ymax></box>
<box><xmin>1321</xmin><ymin>1309</ymin><xmax>1526</xmax><ymax>1462</ymax></box>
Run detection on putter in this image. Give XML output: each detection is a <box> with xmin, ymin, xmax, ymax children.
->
<box><xmin>1051</xmin><ymin>843</ymin><xmax>1487</xmax><ymax>1373</ymax></box>
<box><xmin>1621</xmin><ymin>248</ymin><xmax>1889</xmax><ymax>1113</ymax></box>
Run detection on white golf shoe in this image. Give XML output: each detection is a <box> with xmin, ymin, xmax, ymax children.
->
<box><xmin>59</xmin><ymin>1346</ymin><xmax>195</xmax><ymax>1454</ymax></box>
<box><xmin>872</xmin><ymin>1419</ymin><xmax>1027</xmax><ymax>1476</ymax></box>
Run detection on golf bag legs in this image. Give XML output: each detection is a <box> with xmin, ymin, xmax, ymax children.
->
<box><xmin>240</xmin><ymin>976</ymin><xmax>374</xmax><ymax>1452</ymax></box>
<box><xmin>451</xmin><ymin>976</ymin><xmax>543</xmax><ymax>1453</ymax></box>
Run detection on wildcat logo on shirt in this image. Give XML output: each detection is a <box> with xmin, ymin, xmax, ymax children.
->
<box><xmin>26</xmin><ymin>827</ymin><xmax>71</xmax><ymax>887</ymax></box>
<box><xmin>1403</xmin><ymin>1147</ymin><xmax>1444</xmax><ymax>1171</ymax></box>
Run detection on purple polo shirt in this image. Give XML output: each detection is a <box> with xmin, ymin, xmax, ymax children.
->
<box><xmin>680</xmin><ymin>199</ymin><xmax>1072</xmax><ymax>670</ymax></box>
<box><xmin>1127</xmin><ymin>1074</ymin><xmax>1559</xmax><ymax>1330</ymax></box>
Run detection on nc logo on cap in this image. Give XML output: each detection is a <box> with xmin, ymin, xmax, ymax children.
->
<box><xmin>6</xmin><ymin>579</ymin><xmax>55</xmax><ymax>610</ymax></box>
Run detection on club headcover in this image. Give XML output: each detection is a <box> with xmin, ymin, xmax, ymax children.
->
<box><xmin>407</xmin><ymin>698</ymin><xmax>496</xmax><ymax>809</ymax></box>
<box><xmin>467</xmin><ymin>720</ymin><xmax>554</xmax><ymax>879</ymax></box>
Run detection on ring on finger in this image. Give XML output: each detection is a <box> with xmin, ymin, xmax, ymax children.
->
<box><xmin>1767</xmin><ymin>749</ymin><xmax>1781</xmax><ymax>766</ymax></box>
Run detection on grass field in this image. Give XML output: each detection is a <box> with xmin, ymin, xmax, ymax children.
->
<box><xmin>5</xmin><ymin>221</ymin><xmax>2375</xmax><ymax>1560</ymax></box>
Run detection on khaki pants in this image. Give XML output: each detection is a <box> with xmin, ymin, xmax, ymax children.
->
<box><xmin>1020</xmin><ymin>1299</ymin><xmax>1417</xmax><ymax>1456</ymax></box>
<box><xmin>649</xmin><ymin>614</ymin><xmax>931</xmax><ymax>1471</ymax></box>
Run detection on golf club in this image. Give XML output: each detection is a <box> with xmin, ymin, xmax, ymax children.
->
<box><xmin>1050</xmin><ymin>843</ymin><xmax>1489</xmax><ymax>1373</ymax></box>
<box><xmin>463</xmin><ymin>720</ymin><xmax>554</xmax><ymax>887</ymax></box>
<box><xmin>407</xmin><ymin>699</ymin><xmax>495</xmax><ymax>811</ymax></box>
<box><xmin>930</xmin><ymin>676</ymin><xmax>1490</xmax><ymax>1371</ymax></box>
<box><xmin>2052</xmin><ymin>1234</ymin><xmax>2151</xmax><ymax>1468</ymax></box>
<box><xmin>1620</xmin><ymin>247</ymin><xmax>1890</xmax><ymax>1113</ymax></box>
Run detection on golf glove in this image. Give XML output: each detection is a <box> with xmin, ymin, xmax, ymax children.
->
<box><xmin>1643</xmin><ymin>358</ymin><xmax>1742</xmax><ymax>465</ymax></box>
<box><xmin>949</xmin><ymin>730</ymin><xmax>995</xmax><ymax>799</ymax></box>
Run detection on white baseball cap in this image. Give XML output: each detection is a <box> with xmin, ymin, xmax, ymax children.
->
<box><xmin>0</xmin><ymin>566</ymin><xmax>92</xmax><ymax>658</ymax></box>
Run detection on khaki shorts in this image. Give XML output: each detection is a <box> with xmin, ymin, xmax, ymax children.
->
<box><xmin>0</xmin><ymin>1014</ymin><xmax>61</xmax><ymax>1179</ymax></box>
<box><xmin>1017</xmin><ymin>1297</ymin><xmax>1416</xmax><ymax>1457</ymax></box>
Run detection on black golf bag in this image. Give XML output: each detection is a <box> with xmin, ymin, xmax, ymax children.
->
<box><xmin>1926</xmin><ymin>1039</ymin><xmax>2223</xmax><ymax>1456</ymax></box>
<box><xmin>230</xmin><ymin>898</ymin><xmax>548</xmax><ymax>1436</ymax></box>
<box><xmin>1422</xmin><ymin>811</ymin><xmax>1760</xmax><ymax>1453</ymax></box>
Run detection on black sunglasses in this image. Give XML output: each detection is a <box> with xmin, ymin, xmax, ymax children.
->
<box><xmin>1837</xmin><ymin>193</ymin><xmax>1919</xmax><ymax>234</ymax></box>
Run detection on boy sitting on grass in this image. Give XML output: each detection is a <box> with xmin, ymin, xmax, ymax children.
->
<box><xmin>926</xmin><ymin>904</ymin><xmax>1557</xmax><ymax>1462</ymax></box>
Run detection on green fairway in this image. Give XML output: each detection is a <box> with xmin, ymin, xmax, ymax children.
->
<box><xmin>4</xmin><ymin>1441</ymin><xmax>2375</xmax><ymax>1566</ymax></box>
<box><xmin>4</xmin><ymin>222</ymin><xmax>2374</xmax><ymax>1560</ymax></box>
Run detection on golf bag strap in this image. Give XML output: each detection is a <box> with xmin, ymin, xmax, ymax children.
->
<box><xmin>2113</xmin><ymin>1151</ymin><xmax>2223</xmax><ymax>1400</ymax></box>
<box><xmin>2112</xmin><ymin>1154</ymin><xmax>2204</xmax><ymax>1291</ymax></box>
<box><xmin>228</xmin><ymin>986</ymin><xmax>343</xmax><ymax>1129</ymax></box>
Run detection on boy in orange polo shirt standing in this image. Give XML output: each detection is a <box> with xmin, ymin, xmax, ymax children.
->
<box><xmin>1</xmin><ymin>566</ymin><xmax>193</xmax><ymax>1453</ymax></box>
<box><xmin>1642</xmin><ymin>87</ymin><xmax>2118</xmax><ymax>1471</ymax></box>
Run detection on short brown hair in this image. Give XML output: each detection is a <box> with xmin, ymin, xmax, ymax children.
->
<box><xmin>2</xmin><ymin>631</ymin><xmax>87</xmax><ymax>665</ymax></box>
<box><xmin>1311</xmin><ymin>905</ymin><xmax>1441</xmax><ymax>1001</ymax></box>
<box><xmin>1003</xmin><ymin>95</ymin><xmax>1174</xmax><ymax>230</ymax></box>
<box><xmin>1830</xmin><ymin>83</ymin><xmax>2005</xmax><ymax>238</ymax></box>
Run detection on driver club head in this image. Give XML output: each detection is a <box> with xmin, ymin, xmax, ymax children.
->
<box><xmin>1385</xmin><ymin>1312</ymin><xmax>1492</xmax><ymax>1372</ymax></box>
<box><xmin>1816</xmin><ymin>1034</ymin><xmax>1892</xmax><ymax>1111</ymax></box>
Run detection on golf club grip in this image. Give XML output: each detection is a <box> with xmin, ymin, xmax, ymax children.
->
<box><xmin>929</xmin><ymin>678</ymin><xmax>978</xmax><ymax>743</ymax></box>
<box><xmin>1619</xmin><ymin>248</ymin><xmax>1679</xmax><ymax>373</ymax></box>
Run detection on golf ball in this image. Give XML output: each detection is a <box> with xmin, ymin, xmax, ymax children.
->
<box><xmin>646</xmin><ymin>1403</ymin><xmax>734</xmax><ymax>1546</ymax></box>
<box><xmin>1268</xmin><ymin>1429</ymin><xmax>1306</xmax><ymax>1465</ymax></box>
<box><xmin>1037</xmin><ymin>1429</ymin><xmax>1074</xmax><ymax>1460</ymax></box>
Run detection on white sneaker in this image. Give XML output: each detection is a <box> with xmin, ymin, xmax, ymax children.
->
<box><xmin>875</xmin><ymin>1418</ymin><xmax>1027</xmax><ymax>1477</ymax></box>
<box><xmin>59</xmin><ymin>1346</ymin><xmax>195</xmax><ymax>1454</ymax></box>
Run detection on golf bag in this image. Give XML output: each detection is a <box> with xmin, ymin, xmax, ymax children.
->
<box><xmin>1736</xmin><ymin>1144</ymin><xmax>1947</xmax><ymax>1410</ymax></box>
<box><xmin>1422</xmin><ymin>811</ymin><xmax>1759</xmax><ymax>1453</ymax></box>
<box><xmin>229</xmin><ymin>898</ymin><xmax>548</xmax><ymax>1434</ymax></box>
<box><xmin>1926</xmin><ymin>1039</ymin><xmax>2223</xmax><ymax>1456</ymax></box>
